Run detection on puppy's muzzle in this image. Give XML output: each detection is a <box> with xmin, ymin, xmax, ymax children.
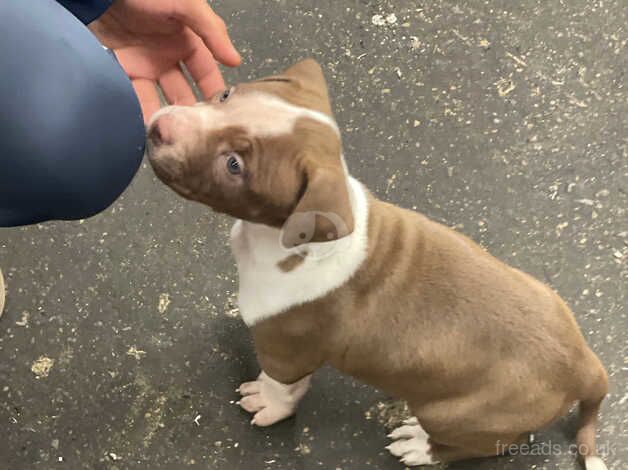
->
<box><xmin>148</xmin><ymin>114</ymin><xmax>175</xmax><ymax>147</ymax></box>
<box><xmin>146</xmin><ymin>113</ymin><xmax>185</xmax><ymax>183</ymax></box>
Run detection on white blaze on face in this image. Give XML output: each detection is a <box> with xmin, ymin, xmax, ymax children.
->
<box><xmin>149</xmin><ymin>90</ymin><xmax>339</xmax><ymax>145</ymax></box>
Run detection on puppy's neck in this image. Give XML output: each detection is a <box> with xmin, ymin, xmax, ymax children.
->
<box><xmin>231</xmin><ymin>175</ymin><xmax>369</xmax><ymax>325</ymax></box>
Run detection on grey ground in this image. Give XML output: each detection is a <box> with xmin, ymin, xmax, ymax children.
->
<box><xmin>1</xmin><ymin>0</ymin><xmax>626</xmax><ymax>469</ymax></box>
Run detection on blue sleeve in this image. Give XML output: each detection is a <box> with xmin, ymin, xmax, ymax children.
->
<box><xmin>56</xmin><ymin>0</ymin><xmax>113</xmax><ymax>24</ymax></box>
<box><xmin>0</xmin><ymin>1</ymin><xmax>145</xmax><ymax>227</ymax></box>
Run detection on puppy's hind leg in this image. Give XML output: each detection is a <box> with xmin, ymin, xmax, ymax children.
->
<box><xmin>428</xmin><ymin>432</ymin><xmax>530</xmax><ymax>463</ymax></box>
<box><xmin>388</xmin><ymin>416</ymin><xmax>532</xmax><ymax>466</ymax></box>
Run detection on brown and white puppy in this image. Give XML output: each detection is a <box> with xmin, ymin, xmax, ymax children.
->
<box><xmin>146</xmin><ymin>59</ymin><xmax>609</xmax><ymax>469</ymax></box>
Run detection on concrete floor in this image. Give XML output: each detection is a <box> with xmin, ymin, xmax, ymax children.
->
<box><xmin>1</xmin><ymin>0</ymin><xmax>626</xmax><ymax>469</ymax></box>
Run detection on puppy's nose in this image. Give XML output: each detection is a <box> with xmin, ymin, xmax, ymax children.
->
<box><xmin>148</xmin><ymin>114</ymin><xmax>175</xmax><ymax>146</ymax></box>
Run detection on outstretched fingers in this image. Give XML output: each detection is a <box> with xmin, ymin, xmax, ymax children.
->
<box><xmin>173</xmin><ymin>0</ymin><xmax>241</xmax><ymax>67</ymax></box>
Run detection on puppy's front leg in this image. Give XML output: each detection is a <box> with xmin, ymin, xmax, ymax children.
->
<box><xmin>237</xmin><ymin>321</ymin><xmax>322</xmax><ymax>426</ymax></box>
<box><xmin>238</xmin><ymin>371</ymin><xmax>311</xmax><ymax>426</ymax></box>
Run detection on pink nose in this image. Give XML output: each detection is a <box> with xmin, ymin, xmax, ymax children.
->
<box><xmin>148</xmin><ymin>114</ymin><xmax>176</xmax><ymax>146</ymax></box>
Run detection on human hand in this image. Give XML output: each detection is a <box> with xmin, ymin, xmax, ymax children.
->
<box><xmin>89</xmin><ymin>0</ymin><xmax>241</xmax><ymax>123</ymax></box>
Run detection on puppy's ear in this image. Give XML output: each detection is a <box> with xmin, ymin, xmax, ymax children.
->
<box><xmin>254</xmin><ymin>59</ymin><xmax>332</xmax><ymax>117</ymax></box>
<box><xmin>282</xmin><ymin>59</ymin><xmax>333</xmax><ymax>116</ymax></box>
<box><xmin>281</xmin><ymin>163</ymin><xmax>354</xmax><ymax>248</ymax></box>
<box><xmin>283</xmin><ymin>59</ymin><xmax>326</xmax><ymax>86</ymax></box>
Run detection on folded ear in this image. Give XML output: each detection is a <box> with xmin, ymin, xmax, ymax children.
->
<box><xmin>281</xmin><ymin>165</ymin><xmax>354</xmax><ymax>248</ymax></box>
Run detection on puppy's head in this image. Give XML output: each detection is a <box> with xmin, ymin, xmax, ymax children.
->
<box><xmin>146</xmin><ymin>59</ymin><xmax>353</xmax><ymax>247</ymax></box>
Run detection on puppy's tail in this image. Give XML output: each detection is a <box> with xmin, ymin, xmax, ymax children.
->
<box><xmin>576</xmin><ymin>361</ymin><xmax>609</xmax><ymax>470</ymax></box>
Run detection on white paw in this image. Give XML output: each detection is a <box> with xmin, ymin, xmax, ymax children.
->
<box><xmin>237</xmin><ymin>371</ymin><xmax>311</xmax><ymax>427</ymax></box>
<box><xmin>585</xmin><ymin>456</ymin><xmax>608</xmax><ymax>470</ymax></box>
<box><xmin>387</xmin><ymin>418</ymin><xmax>438</xmax><ymax>466</ymax></box>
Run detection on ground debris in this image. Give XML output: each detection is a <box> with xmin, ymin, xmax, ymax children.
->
<box><xmin>126</xmin><ymin>346</ymin><xmax>147</xmax><ymax>360</ymax></box>
<box><xmin>31</xmin><ymin>356</ymin><xmax>54</xmax><ymax>378</ymax></box>
<box><xmin>371</xmin><ymin>14</ymin><xmax>386</xmax><ymax>26</ymax></box>
<box><xmin>505</xmin><ymin>51</ymin><xmax>527</xmax><ymax>68</ymax></box>
<box><xmin>15</xmin><ymin>311</ymin><xmax>29</xmax><ymax>327</ymax></box>
<box><xmin>372</xmin><ymin>13</ymin><xmax>398</xmax><ymax>26</ymax></box>
<box><xmin>107</xmin><ymin>452</ymin><xmax>122</xmax><ymax>461</ymax></box>
<box><xmin>158</xmin><ymin>293</ymin><xmax>171</xmax><ymax>314</ymax></box>
<box><xmin>555</xmin><ymin>221</ymin><xmax>569</xmax><ymax>237</ymax></box>
<box><xmin>365</xmin><ymin>400</ymin><xmax>411</xmax><ymax>431</ymax></box>
<box><xmin>224</xmin><ymin>292</ymin><xmax>240</xmax><ymax>318</ymax></box>
<box><xmin>496</xmin><ymin>78</ymin><xmax>516</xmax><ymax>96</ymax></box>
<box><xmin>295</xmin><ymin>443</ymin><xmax>311</xmax><ymax>455</ymax></box>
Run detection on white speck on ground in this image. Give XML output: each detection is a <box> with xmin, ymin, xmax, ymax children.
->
<box><xmin>505</xmin><ymin>51</ymin><xmax>528</xmax><ymax>67</ymax></box>
<box><xmin>385</xmin><ymin>13</ymin><xmax>398</xmax><ymax>25</ymax></box>
<box><xmin>224</xmin><ymin>291</ymin><xmax>240</xmax><ymax>317</ymax></box>
<box><xmin>296</xmin><ymin>443</ymin><xmax>311</xmax><ymax>455</ymax></box>
<box><xmin>371</xmin><ymin>14</ymin><xmax>386</xmax><ymax>26</ymax></box>
<box><xmin>15</xmin><ymin>311</ymin><xmax>29</xmax><ymax>327</ymax></box>
<box><xmin>496</xmin><ymin>78</ymin><xmax>516</xmax><ymax>96</ymax></box>
<box><xmin>555</xmin><ymin>221</ymin><xmax>569</xmax><ymax>237</ymax></box>
<box><xmin>31</xmin><ymin>356</ymin><xmax>54</xmax><ymax>378</ymax></box>
<box><xmin>126</xmin><ymin>346</ymin><xmax>147</xmax><ymax>360</ymax></box>
<box><xmin>372</xmin><ymin>13</ymin><xmax>398</xmax><ymax>26</ymax></box>
<box><xmin>158</xmin><ymin>293</ymin><xmax>171</xmax><ymax>314</ymax></box>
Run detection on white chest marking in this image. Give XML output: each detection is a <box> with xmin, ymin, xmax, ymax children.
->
<box><xmin>230</xmin><ymin>177</ymin><xmax>369</xmax><ymax>325</ymax></box>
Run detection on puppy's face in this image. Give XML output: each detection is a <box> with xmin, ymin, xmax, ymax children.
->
<box><xmin>146</xmin><ymin>59</ymin><xmax>353</xmax><ymax>246</ymax></box>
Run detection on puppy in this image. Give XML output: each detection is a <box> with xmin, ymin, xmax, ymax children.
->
<box><xmin>146</xmin><ymin>59</ymin><xmax>608</xmax><ymax>469</ymax></box>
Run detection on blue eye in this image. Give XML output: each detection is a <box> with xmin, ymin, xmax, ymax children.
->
<box><xmin>227</xmin><ymin>154</ymin><xmax>242</xmax><ymax>175</ymax></box>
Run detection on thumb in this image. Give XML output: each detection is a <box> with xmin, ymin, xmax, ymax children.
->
<box><xmin>173</xmin><ymin>0</ymin><xmax>241</xmax><ymax>67</ymax></box>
